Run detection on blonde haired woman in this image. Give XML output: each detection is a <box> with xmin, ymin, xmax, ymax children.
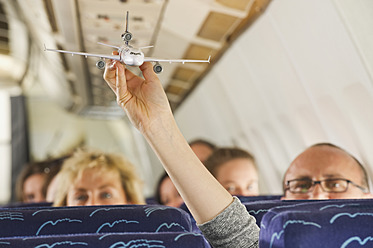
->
<box><xmin>54</xmin><ymin>149</ymin><xmax>145</xmax><ymax>206</ymax></box>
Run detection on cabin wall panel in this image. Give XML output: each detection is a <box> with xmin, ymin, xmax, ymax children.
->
<box><xmin>237</xmin><ymin>15</ymin><xmax>310</xmax><ymax>113</ymax></box>
<box><xmin>212</xmin><ymin>48</ymin><xmax>269</xmax><ymax>128</ymax></box>
<box><xmin>315</xmin><ymin>95</ymin><xmax>361</xmax><ymax>155</ymax></box>
<box><xmin>176</xmin><ymin>72</ymin><xmax>238</xmax><ymax>145</ymax></box>
<box><xmin>343</xmin><ymin>84</ymin><xmax>373</xmax><ymax>178</ymax></box>
<box><xmin>334</xmin><ymin>0</ymin><xmax>373</xmax><ymax>85</ymax></box>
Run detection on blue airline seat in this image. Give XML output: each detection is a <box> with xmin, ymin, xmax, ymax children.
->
<box><xmin>243</xmin><ymin>199</ymin><xmax>326</xmax><ymax>226</ymax></box>
<box><xmin>0</xmin><ymin>204</ymin><xmax>193</xmax><ymax>238</ymax></box>
<box><xmin>259</xmin><ymin>198</ymin><xmax>373</xmax><ymax>248</ymax></box>
<box><xmin>0</xmin><ymin>232</ymin><xmax>211</xmax><ymax>248</ymax></box>
<box><xmin>0</xmin><ymin>201</ymin><xmax>53</xmax><ymax>209</ymax></box>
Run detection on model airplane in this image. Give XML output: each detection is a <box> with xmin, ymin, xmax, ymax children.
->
<box><xmin>44</xmin><ymin>11</ymin><xmax>210</xmax><ymax>73</ymax></box>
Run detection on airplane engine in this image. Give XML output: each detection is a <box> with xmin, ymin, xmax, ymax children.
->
<box><xmin>96</xmin><ymin>59</ymin><xmax>106</xmax><ymax>70</ymax></box>
<box><xmin>153</xmin><ymin>63</ymin><xmax>163</xmax><ymax>74</ymax></box>
<box><xmin>121</xmin><ymin>32</ymin><xmax>133</xmax><ymax>42</ymax></box>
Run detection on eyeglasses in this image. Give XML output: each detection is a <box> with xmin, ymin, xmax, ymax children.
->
<box><xmin>285</xmin><ymin>178</ymin><xmax>368</xmax><ymax>194</ymax></box>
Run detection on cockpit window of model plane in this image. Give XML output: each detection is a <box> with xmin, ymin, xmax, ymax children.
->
<box><xmin>45</xmin><ymin>11</ymin><xmax>210</xmax><ymax>74</ymax></box>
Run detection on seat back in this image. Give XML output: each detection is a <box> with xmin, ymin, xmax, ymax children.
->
<box><xmin>0</xmin><ymin>204</ymin><xmax>192</xmax><ymax>238</ymax></box>
<box><xmin>0</xmin><ymin>232</ymin><xmax>211</xmax><ymax>247</ymax></box>
<box><xmin>0</xmin><ymin>201</ymin><xmax>53</xmax><ymax>209</ymax></box>
<box><xmin>243</xmin><ymin>199</ymin><xmax>324</xmax><ymax>226</ymax></box>
<box><xmin>259</xmin><ymin>199</ymin><xmax>373</xmax><ymax>248</ymax></box>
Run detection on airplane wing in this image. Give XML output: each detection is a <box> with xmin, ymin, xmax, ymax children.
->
<box><xmin>44</xmin><ymin>46</ymin><xmax>120</xmax><ymax>61</ymax></box>
<box><xmin>144</xmin><ymin>56</ymin><xmax>210</xmax><ymax>64</ymax></box>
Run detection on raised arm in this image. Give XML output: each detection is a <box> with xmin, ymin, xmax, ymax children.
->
<box><xmin>103</xmin><ymin>57</ymin><xmax>233</xmax><ymax>223</ymax></box>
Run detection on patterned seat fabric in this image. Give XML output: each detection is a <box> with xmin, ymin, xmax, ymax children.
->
<box><xmin>0</xmin><ymin>231</ymin><xmax>211</xmax><ymax>247</ymax></box>
<box><xmin>259</xmin><ymin>199</ymin><xmax>373</xmax><ymax>248</ymax></box>
<box><xmin>0</xmin><ymin>204</ymin><xmax>192</xmax><ymax>238</ymax></box>
<box><xmin>243</xmin><ymin>199</ymin><xmax>323</xmax><ymax>226</ymax></box>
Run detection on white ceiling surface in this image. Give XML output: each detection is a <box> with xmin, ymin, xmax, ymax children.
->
<box><xmin>175</xmin><ymin>0</ymin><xmax>373</xmax><ymax>194</ymax></box>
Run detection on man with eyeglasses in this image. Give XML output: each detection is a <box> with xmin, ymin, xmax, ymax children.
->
<box><xmin>283</xmin><ymin>143</ymin><xmax>373</xmax><ymax>200</ymax></box>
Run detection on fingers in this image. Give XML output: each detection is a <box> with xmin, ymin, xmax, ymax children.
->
<box><xmin>140</xmin><ymin>62</ymin><xmax>160</xmax><ymax>83</ymax></box>
<box><xmin>103</xmin><ymin>59</ymin><xmax>119</xmax><ymax>92</ymax></box>
<box><xmin>114</xmin><ymin>62</ymin><xmax>132</xmax><ymax>108</ymax></box>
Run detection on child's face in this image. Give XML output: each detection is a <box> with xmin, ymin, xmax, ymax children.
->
<box><xmin>66</xmin><ymin>167</ymin><xmax>128</xmax><ymax>206</ymax></box>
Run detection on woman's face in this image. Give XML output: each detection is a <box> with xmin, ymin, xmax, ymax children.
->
<box><xmin>66</xmin><ymin>167</ymin><xmax>128</xmax><ymax>206</ymax></box>
<box><xmin>23</xmin><ymin>173</ymin><xmax>46</xmax><ymax>203</ymax></box>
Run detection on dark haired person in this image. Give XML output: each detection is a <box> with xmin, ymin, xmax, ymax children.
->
<box><xmin>16</xmin><ymin>156</ymin><xmax>67</xmax><ymax>203</ymax></box>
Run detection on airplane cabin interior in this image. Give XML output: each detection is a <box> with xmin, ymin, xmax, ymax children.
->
<box><xmin>0</xmin><ymin>0</ymin><xmax>373</xmax><ymax>247</ymax></box>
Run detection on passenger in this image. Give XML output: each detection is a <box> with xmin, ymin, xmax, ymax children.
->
<box><xmin>16</xmin><ymin>162</ymin><xmax>48</xmax><ymax>203</ymax></box>
<box><xmin>282</xmin><ymin>143</ymin><xmax>373</xmax><ymax>200</ymax></box>
<box><xmin>189</xmin><ymin>139</ymin><xmax>216</xmax><ymax>163</ymax></box>
<box><xmin>104</xmin><ymin>57</ymin><xmax>373</xmax><ymax>247</ymax></box>
<box><xmin>155</xmin><ymin>172</ymin><xmax>183</xmax><ymax>207</ymax></box>
<box><xmin>16</xmin><ymin>156</ymin><xmax>67</xmax><ymax>203</ymax></box>
<box><xmin>204</xmin><ymin>147</ymin><xmax>259</xmax><ymax>196</ymax></box>
<box><xmin>104</xmin><ymin>57</ymin><xmax>259</xmax><ymax>247</ymax></box>
<box><xmin>53</xmin><ymin>149</ymin><xmax>145</xmax><ymax>206</ymax></box>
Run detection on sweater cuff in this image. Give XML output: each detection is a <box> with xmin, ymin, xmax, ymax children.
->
<box><xmin>197</xmin><ymin>196</ymin><xmax>260</xmax><ymax>248</ymax></box>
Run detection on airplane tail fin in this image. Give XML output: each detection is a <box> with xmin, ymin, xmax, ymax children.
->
<box><xmin>125</xmin><ymin>11</ymin><xmax>129</xmax><ymax>46</ymax></box>
<box><xmin>126</xmin><ymin>11</ymin><xmax>129</xmax><ymax>33</ymax></box>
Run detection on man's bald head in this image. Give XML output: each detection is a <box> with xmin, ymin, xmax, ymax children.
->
<box><xmin>283</xmin><ymin>143</ymin><xmax>371</xmax><ymax>200</ymax></box>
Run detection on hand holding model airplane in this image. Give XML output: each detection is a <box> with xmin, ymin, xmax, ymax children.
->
<box><xmin>45</xmin><ymin>11</ymin><xmax>210</xmax><ymax>73</ymax></box>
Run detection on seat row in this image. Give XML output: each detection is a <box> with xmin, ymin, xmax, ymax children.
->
<box><xmin>181</xmin><ymin>195</ymin><xmax>373</xmax><ymax>248</ymax></box>
<box><xmin>2</xmin><ymin>196</ymin><xmax>373</xmax><ymax>247</ymax></box>
<box><xmin>0</xmin><ymin>203</ymin><xmax>210</xmax><ymax>247</ymax></box>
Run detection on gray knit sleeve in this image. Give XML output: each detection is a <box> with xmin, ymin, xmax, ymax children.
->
<box><xmin>197</xmin><ymin>197</ymin><xmax>259</xmax><ymax>248</ymax></box>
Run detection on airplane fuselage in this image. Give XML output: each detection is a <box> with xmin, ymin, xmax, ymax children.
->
<box><xmin>120</xmin><ymin>46</ymin><xmax>144</xmax><ymax>66</ymax></box>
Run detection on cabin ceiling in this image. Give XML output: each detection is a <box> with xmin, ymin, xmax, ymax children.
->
<box><xmin>1</xmin><ymin>0</ymin><xmax>270</xmax><ymax>118</ymax></box>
